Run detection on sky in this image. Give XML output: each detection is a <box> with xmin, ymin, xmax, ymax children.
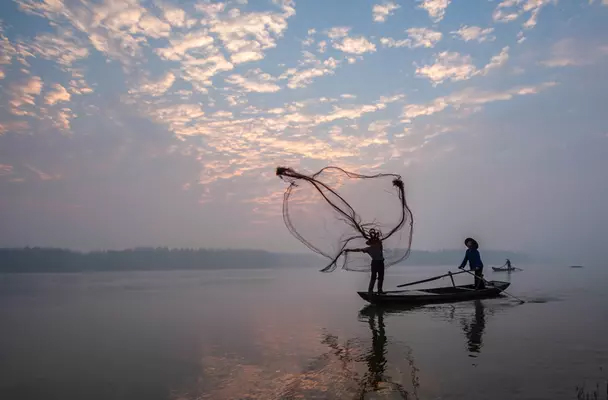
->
<box><xmin>0</xmin><ymin>0</ymin><xmax>607</xmax><ymax>263</ymax></box>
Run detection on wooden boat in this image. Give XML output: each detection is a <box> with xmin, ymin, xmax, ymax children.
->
<box><xmin>492</xmin><ymin>266</ymin><xmax>518</xmax><ymax>272</ymax></box>
<box><xmin>358</xmin><ymin>281</ymin><xmax>510</xmax><ymax>305</ymax></box>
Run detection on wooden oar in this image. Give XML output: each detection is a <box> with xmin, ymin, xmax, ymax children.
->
<box><xmin>396</xmin><ymin>270</ymin><xmax>467</xmax><ymax>288</ymax></box>
<box><xmin>462</xmin><ymin>269</ymin><xmax>525</xmax><ymax>304</ymax></box>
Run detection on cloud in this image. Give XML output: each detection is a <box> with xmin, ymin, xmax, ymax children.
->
<box><xmin>0</xmin><ymin>23</ymin><xmax>16</xmax><ymax>78</ymax></box>
<box><xmin>318</xmin><ymin>40</ymin><xmax>327</xmax><ymax>53</ymax></box>
<box><xmin>0</xmin><ymin>121</ymin><xmax>30</xmax><ymax>135</ymax></box>
<box><xmin>133</xmin><ymin>72</ymin><xmax>176</xmax><ymax>97</ymax></box>
<box><xmin>377</xmin><ymin>94</ymin><xmax>406</xmax><ymax>106</ymax></box>
<box><xmin>14</xmin><ymin>0</ymin><xmax>294</xmax><ymax>98</ymax></box>
<box><xmin>157</xmin><ymin>31</ymin><xmax>216</xmax><ymax>61</ymax></box>
<box><xmin>325</xmin><ymin>27</ymin><xmax>351</xmax><ymax>39</ymax></box>
<box><xmin>333</xmin><ymin>36</ymin><xmax>376</xmax><ymax>54</ymax></box>
<box><xmin>16</xmin><ymin>0</ymin><xmax>170</xmax><ymax>65</ymax></box>
<box><xmin>136</xmin><ymin>14</ymin><xmax>172</xmax><ymax>38</ymax></box>
<box><xmin>91</xmin><ymin>2</ymin><xmax>172</xmax><ymax>39</ymax></box>
<box><xmin>24</xmin><ymin>164</ymin><xmax>62</xmax><ymax>181</ymax></box>
<box><xmin>280</xmin><ymin>54</ymin><xmax>341</xmax><ymax>89</ymax></box>
<box><xmin>226</xmin><ymin>69</ymin><xmax>281</xmax><ymax>93</ymax></box>
<box><xmin>415</xmin><ymin>52</ymin><xmax>479</xmax><ymax>84</ymax></box>
<box><xmin>212</xmin><ymin>111</ymin><xmax>234</xmax><ymax>119</ymax></box>
<box><xmin>448</xmin><ymin>82</ymin><xmax>557</xmax><ymax>107</ymax></box>
<box><xmin>154</xmin><ymin>2</ymin><xmax>294</xmax><ymax>92</ymax></box>
<box><xmin>416</xmin><ymin>47</ymin><xmax>510</xmax><ymax>85</ymax></box>
<box><xmin>92</xmin><ymin>83</ymin><xmax>403</xmax><ymax>188</ymax></box>
<box><xmin>67</xmin><ymin>70</ymin><xmax>94</xmax><ymax>95</ymax></box>
<box><xmin>302</xmin><ymin>28</ymin><xmax>316</xmax><ymax>46</ymax></box>
<box><xmin>27</xmin><ymin>30</ymin><xmax>90</xmax><ymax>68</ymax></box>
<box><xmin>540</xmin><ymin>38</ymin><xmax>608</xmax><ymax>68</ymax></box>
<box><xmin>45</xmin><ymin>83</ymin><xmax>72</xmax><ymax>105</ymax></box>
<box><xmin>373</xmin><ymin>2</ymin><xmax>400</xmax><ymax>23</ymax></box>
<box><xmin>160</xmin><ymin>4</ymin><xmax>192</xmax><ymax>28</ymax></box>
<box><xmin>482</xmin><ymin>46</ymin><xmax>510</xmax><ymax>74</ymax></box>
<box><xmin>137</xmin><ymin>93</ymin><xmax>392</xmax><ymax>160</ymax></box>
<box><xmin>452</xmin><ymin>26</ymin><xmax>495</xmax><ymax>42</ymax></box>
<box><xmin>402</xmin><ymin>98</ymin><xmax>449</xmax><ymax>121</ymax></box>
<box><xmin>380</xmin><ymin>37</ymin><xmax>409</xmax><ymax>48</ymax></box>
<box><xmin>9</xmin><ymin>76</ymin><xmax>43</xmax><ymax>115</ymax></box>
<box><xmin>52</xmin><ymin>107</ymin><xmax>75</xmax><ymax>131</ymax></box>
<box><xmin>368</xmin><ymin>120</ymin><xmax>393</xmax><ymax>133</ymax></box>
<box><xmin>493</xmin><ymin>0</ymin><xmax>555</xmax><ymax>29</ymax></box>
<box><xmin>418</xmin><ymin>0</ymin><xmax>451</xmax><ymax>22</ymax></box>
<box><xmin>381</xmin><ymin>28</ymin><xmax>442</xmax><ymax>49</ymax></box>
<box><xmin>315</xmin><ymin>103</ymin><xmax>385</xmax><ymax>124</ymax></box>
<box><xmin>155</xmin><ymin>29</ymin><xmax>233</xmax><ymax>92</ymax></box>
<box><xmin>402</xmin><ymin>81</ymin><xmax>557</xmax><ymax>122</ymax></box>
<box><xmin>0</xmin><ymin>164</ymin><xmax>14</xmax><ymax>176</ymax></box>
<box><xmin>144</xmin><ymin>104</ymin><xmax>206</xmax><ymax>137</ymax></box>
<box><xmin>207</xmin><ymin>2</ymin><xmax>295</xmax><ymax>65</ymax></box>
<box><xmin>183</xmin><ymin>55</ymin><xmax>235</xmax><ymax>93</ymax></box>
<box><xmin>329</xmin><ymin>128</ymin><xmax>390</xmax><ymax>148</ymax></box>
<box><xmin>407</xmin><ymin>28</ymin><xmax>443</xmax><ymax>48</ymax></box>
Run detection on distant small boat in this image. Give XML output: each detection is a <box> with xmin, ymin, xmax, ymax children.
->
<box><xmin>492</xmin><ymin>266</ymin><xmax>520</xmax><ymax>272</ymax></box>
<box><xmin>357</xmin><ymin>281</ymin><xmax>510</xmax><ymax>305</ymax></box>
<box><xmin>570</xmin><ymin>265</ymin><xmax>584</xmax><ymax>269</ymax></box>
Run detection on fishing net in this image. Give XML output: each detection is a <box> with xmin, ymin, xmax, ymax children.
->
<box><xmin>276</xmin><ymin>166</ymin><xmax>414</xmax><ymax>272</ymax></box>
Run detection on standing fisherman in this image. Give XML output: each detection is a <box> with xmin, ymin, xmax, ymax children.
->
<box><xmin>345</xmin><ymin>229</ymin><xmax>385</xmax><ymax>294</ymax></box>
<box><xmin>458</xmin><ymin>238</ymin><xmax>485</xmax><ymax>290</ymax></box>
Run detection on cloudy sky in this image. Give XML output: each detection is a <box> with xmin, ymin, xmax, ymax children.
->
<box><xmin>0</xmin><ymin>0</ymin><xmax>607</xmax><ymax>262</ymax></box>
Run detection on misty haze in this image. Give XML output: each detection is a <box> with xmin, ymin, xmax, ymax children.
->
<box><xmin>1</xmin><ymin>0</ymin><xmax>607</xmax><ymax>399</ymax></box>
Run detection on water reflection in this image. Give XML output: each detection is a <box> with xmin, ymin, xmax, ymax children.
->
<box><xmin>358</xmin><ymin>305</ymin><xmax>420</xmax><ymax>399</ymax></box>
<box><xmin>360</xmin><ymin>300</ymin><xmax>490</xmax><ymax>361</ymax></box>
<box><xmin>361</xmin><ymin>304</ymin><xmax>387</xmax><ymax>392</ymax></box>
<box><xmin>460</xmin><ymin>300</ymin><xmax>486</xmax><ymax>357</ymax></box>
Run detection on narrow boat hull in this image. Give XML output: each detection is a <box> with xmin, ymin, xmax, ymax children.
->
<box><xmin>357</xmin><ymin>281</ymin><xmax>510</xmax><ymax>305</ymax></box>
<box><xmin>492</xmin><ymin>267</ymin><xmax>517</xmax><ymax>272</ymax></box>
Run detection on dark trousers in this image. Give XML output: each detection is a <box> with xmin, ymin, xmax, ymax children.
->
<box><xmin>474</xmin><ymin>268</ymin><xmax>485</xmax><ymax>290</ymax></box>
<box><xmin>369</xmin><ymin>260</ymin><xmax>385</xmax><ymax>292</ymax></box>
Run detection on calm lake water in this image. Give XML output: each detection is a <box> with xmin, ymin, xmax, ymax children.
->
<box><xmin>1</xmin><ymin>264</ymin><xmax>607</xmax><ymax>400</ymax></box>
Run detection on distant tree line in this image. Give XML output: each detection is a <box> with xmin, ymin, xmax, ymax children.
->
<box><xmin>401</xmin><ymin>249</ymin><xmax>530</xmax><ymax>266</ymax></box>
<box><xmin>0</xmin><ymin>247</ymin><xmax>531</xmax><ymax>273</ymax></box>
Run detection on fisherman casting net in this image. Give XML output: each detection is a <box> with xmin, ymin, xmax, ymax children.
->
<box><xmin>276</xmin><ymin>166</ymin><xmax>414</xmax><ymax>272</ymax></box>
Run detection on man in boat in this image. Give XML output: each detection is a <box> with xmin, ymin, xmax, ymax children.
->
<box><xmin>345</xmin><ymin>229</ymin><xmax>385</xmax><ymax>294</ymax></box>
<box><xmin>458</xmin><ymin>238</ymin><xmax>485</xmax><ymax>290</ymax></box>
<box><xmin>504</xmin><ymin>259</ymin><xmax>512</xmax><ymax>269</ymax></box>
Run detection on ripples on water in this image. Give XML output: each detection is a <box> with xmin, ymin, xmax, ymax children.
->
<box><xmin>0</xmin><ymin>265</ymin><xmax>607</xmax><ymax>399</ymax></box>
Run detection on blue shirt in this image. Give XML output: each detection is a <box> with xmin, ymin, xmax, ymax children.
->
<box><xmin>459</xmin><ymin>248</ymin><xmax>483</xmax><ymax>270</ymax></box>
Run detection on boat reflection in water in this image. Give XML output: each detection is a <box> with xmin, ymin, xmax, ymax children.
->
<box><xmin>356</xmin><ymin>299</ymin><xmax>493</xmax><ymax>398</ymax></box>
<box><xmin>234</xmin><ymin>300</ymin><xmax>494</xmax><ymax>399</ymax></box>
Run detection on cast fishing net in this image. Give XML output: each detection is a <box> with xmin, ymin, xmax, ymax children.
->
<box><xmin>276</xmin><ymin>166</ymin><xmax>414</xmax><ymax>272</ymax></box>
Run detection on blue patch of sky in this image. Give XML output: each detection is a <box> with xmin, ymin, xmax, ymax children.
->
<box><xmin>0</xmin><ymin>1</ymin><xmax>55</xmax><ymax>38</ymax></box>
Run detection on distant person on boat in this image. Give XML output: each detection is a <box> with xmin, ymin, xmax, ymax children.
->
<box><xmin>458</xmin><ymin>238</ymin><xmax>485</xmax><ymax>290</ymax></box>
<box><xmin>504</xmin><ymin>259</ymin><xmax>512</xmax><ymax>269</ymax></box>
<box><xmin>345</xmin><ymin>229</ymin><xmax>384</xmax><ymax>294</ymax></box>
